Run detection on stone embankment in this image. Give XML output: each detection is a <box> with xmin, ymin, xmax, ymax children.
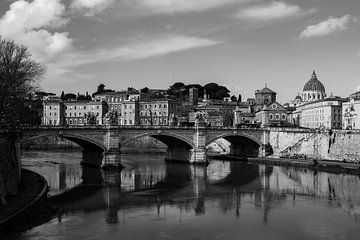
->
<box><xmin>269</xmin><ymin>128</ymin><xmax>360</xmax><ymax>163</ymax></box>
<box><xmin>0</xmin><ymin>169</ymin><xmax>49</xmax><ymax>232</ymax></box>
<box><xmin>0</xmin><ymin>131</ymin><xmax>50</xmax><ymax>233</ymax></box>
<box><xmin>0</xmin><ymin>131</ymin><xmax>21</xmax><ymax>203</ymax></box>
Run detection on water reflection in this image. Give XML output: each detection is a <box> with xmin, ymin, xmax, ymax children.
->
<box><xmin>14</xmin><ymin>151</ymin><xmax>360</xmax><ymax>239</ymax></box>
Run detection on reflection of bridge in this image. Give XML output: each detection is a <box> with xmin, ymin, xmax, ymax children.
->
<box><xmin>22</xmin><ymin>126</ymin><xmax>270</xmax><ymax>168</ymax></box>
<box><xmin>47</xmin><ymin>159</ymin><xmax>360</xmax><ymax>226</ymax></box>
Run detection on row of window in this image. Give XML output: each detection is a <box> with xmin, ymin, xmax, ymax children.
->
<box><xmin>140</xmin><ymin>111</ymin><xmax>168</xmax><ymax>117</ymax></box>
<box><xmin>140</xmin><ymin>119</ymin><xmax>168</xmax><ymax>125</ymax></box>
<box><xmin>269</xmin><ymin>113</ymin><xmax>287</xmax><ymax>120</ymax></box>
<box><xmin>48</xmin><ymin>105</ymin><xmax>101</xmax><ymax>110</ymax></box>
<box><xmin>107</xmin><ymin>96</ymin><xmax>136</xmax><ymax>102</ymax></box>
<box><xmin>66</xmin><ymin>119</ymin><xmax>100</xmax><ymax>125</ymax></box>
<box><xmin>110</xmin><ymin>104</ymin><xmax>134</xmax><ymax>110</ymax></box>
<box><xmin>66</xmin><ymin>105</ymin><xmax>100</xmax><ymax>110</ymax></box>
<box><xmin>141</xmin><ymin>104</ymin><xmax>169</xmax><ymax>109</ymax></box>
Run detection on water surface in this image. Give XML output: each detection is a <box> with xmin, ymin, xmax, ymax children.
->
<box><xmin>5</xmin><ymin>151</ymin><xmax>360</xmax><ymax>239</ymax></box>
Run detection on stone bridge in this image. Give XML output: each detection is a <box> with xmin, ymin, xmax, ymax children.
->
<box><xmin>22</xmin><ymin>126</ymin><xmax>271</xmax><ymax>168</ymax></box>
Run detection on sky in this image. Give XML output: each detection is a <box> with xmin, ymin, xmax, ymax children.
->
<box><xmin>0</xmin><ymin>0</ymin><xmax>359</xmax><ymax>103</ymax></box>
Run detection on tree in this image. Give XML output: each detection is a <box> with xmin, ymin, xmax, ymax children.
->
<box><xmin>237</xmin><ymin>94</ymin><xmax>242</xmax><ymax>103</ymax></box>
<box><xmin>204</xmin><ymin>83</ymin><xmax>230</xmax><ymax>100</ymax></box>
<box><xmin>63</xmin><ymin>93</ymin><xmax>76</xmax><ymax>100</ymax></box>
<box><xmin>60</xmin><ymin>91</ymin><xmax>65</xmax><ymax>100</ymax></box>
<box><xmin>0</xmin><ymin>38</ymin><xmax>44</xmax><ymax>125</ymax></box>
<box><xmin>97</xmin><ymin>84</ymin><xmax>105</xmax><ymax>93</ymax></box>
<box><xmin>141</xmin><ymin>87</ymin><xmax>149</xmax><ymax>93</ymax></box>
<box><xmin>230</xmin><ymin>95</ymin><xmax>237</xmax><ymax>102</ymax></box>
<box><xmin>92</xmin><ymin>83</ymin><xmax>114</xmax><ymax>97</ymax></box>
<box><xmin>168</xmin><ymin>82</ymin><xmax>185</xmax><ymax>99</ymax></box>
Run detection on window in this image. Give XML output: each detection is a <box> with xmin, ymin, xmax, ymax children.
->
<box><xmin>276</xmin><ymin>114</ymin><xmax>280</xmax><ymax>120</ymax></box>
<box><xmin>269</xmin><ymin>114</ymin><xmax>273</xmax><ymax>120</ymax></box>
<box><xmin>74</xmin><ymin>113</ymin><xmax>77</xmax><ymax>117</ymax></box>
<box><xmin>124</xmin><ymin>120</ymin><xmax>127</xmax><ymax>125</ymax></box>
<box><xmin>84</xmin><ymin>106</ymin><xmax>86</xmax><ymax>109</ymax></box>
<box><xmin>49</xmin><ymin>120</ymin><xmax>52</xmax><ymax>125</ymax></box>
<box><xmin>129</xmin><ymin>120</ymin><xmax>132</xmax><ymax>125</ymax></box>
<box><xmin>49</xmin><ymin>112</ymin><xmax>52</xmax><ymax>116</ymax></box>
<box><xmin>282</xmin><ymin>114</ymin><xmax>286</xmax><ymax>120</ymax></box>
<box><xmin>74</xmin><ymin>106</ymin><xmax>77</xmax><ymax>110</ymax></box>
<box><xmin>69</xmin><ymin>113</ymin><xmax>72</xmax><ymax>117</ymax></box>
<box><xmin>50</xmin><ymin>106</ymin><xmax>52</xmax><ymax>110</ymax></box>
<box><xmin>97</xmin><ymin>106</ymin><xmax>99</xmax><ymax>109</ymax></box>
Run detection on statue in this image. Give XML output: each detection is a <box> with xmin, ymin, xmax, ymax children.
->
<box><xmin>84</xmin><ymin>112</ymin><xmax>98</xmax><ymax>125</ymax></box>
<box><xmin>169</xmin><ymin>113</ymin><xmax>178</xmax><ymax>126</ymax></box>
<box><xmin>194</xmin><ymin>112</ymin><xmax>205</xmax><ymax>127</ymax></box>
<box><xmin>104</xmin><ymin>110</ymin><xmax>118</xmax><ymax>125</ymax></box>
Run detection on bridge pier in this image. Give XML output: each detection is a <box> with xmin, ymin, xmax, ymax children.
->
<box><xmin>189</xmin><ymin>147</ymin><xmax>207</xmax><ymax>164</ymax></box>
<box><xmin>101</xmin><ymin>150</ymin><xmax>123</xmax><ymax>169</ymax></box>
<box><xmin>102</xmin><ymin>129</ymin><xmax>123</xmax><ymax>169</ymax></box>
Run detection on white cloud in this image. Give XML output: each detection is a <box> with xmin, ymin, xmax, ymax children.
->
<box><xmin>299</xmin><ymin>15</ymin><xmax>353</xmax><ymax>39</ymax></box>
<box><xmin>0</xmin><ymin>0</ymin><xmax>72</xmax><ymax>63</ymax></box>
<box><xmin>134</xmin><ymin>0</ymin><xmax>243</xmax><ymax>14</ymax></box>
<box><xmin>70</xmin><ymin>0</ymin><xmax>116</xmax><ymax>16</ymax></box>
<box><xmin>236</xmin><ymin>1</ymin><xmax>304</xmax><ymax>21</ymax></box>
<box><xmin>44</xmin><ymin>35</ymin><xmax>219</xmax><ymax>84</ymax></box>
<box><xmin>63</xmin><ymin>35</ymin><xmax>219</xmax><ymax>67</ymax></box>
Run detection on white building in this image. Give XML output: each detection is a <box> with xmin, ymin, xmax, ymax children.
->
<box><xmin>342</xmin><ymin>92</ymin><xmax>360</xmax><ymax>130</ymax></box>
<box><xmin>42</xmin><ymin>101</ymin><xmax>63</xmax><ymax>126</ymax></box>
<box><xmin>296</xmin><ymin>98</ymin><xmax>344</xmax><ymax>129</ymax></box>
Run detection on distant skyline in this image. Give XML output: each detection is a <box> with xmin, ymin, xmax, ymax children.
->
<box><xmin>0</xmin><ymin>0</ymin><xmax>359</xmax><ymax>103</ymax></box>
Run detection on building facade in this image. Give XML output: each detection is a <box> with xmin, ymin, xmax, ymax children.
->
<box><xmin>94</xmin><ymin>91</ymin><xmax>140</xmax><ymax>125</ymax></box>
<box><xmin>63</xmin><ymin>100</ymin><xmax>106</xmax><ymax>126</ymax></box>
<box><xmin>255</xmin><ymin>102</ymin><xmax>289</xmax><ymax>127</ymax></box>
<box><xmin>43</xmin><ymin>100</ymin><xmax>107</xmax><ymax>126</ymax></box>
<box><xmin>254</xmin><ymin>86</ymin><xmax>277</xmax><ymax>112</ymax></box>
<box><xmin>342</xmin><ymin>92</ymin><xmax>360</xmax><ymax>130</ymax></box>
<box><xmin>296</xmin><ymin>98</ymin><xmax>344</xmax><ymax>129</ymax></box>
<box><xmin>139</xmin><ymin>99</ymin><xmax>180</xmax><ymax>126</ymax></box>
<box><xmin>42</xmin><ymin>101</ymin><xmax>64</xmax><ymax>126</ymax></box>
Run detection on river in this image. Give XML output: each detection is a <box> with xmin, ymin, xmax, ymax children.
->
<box><xmin>3</xmin><ymin>150</ymin><xmax>360</xmax><ymax>239</ymax></box>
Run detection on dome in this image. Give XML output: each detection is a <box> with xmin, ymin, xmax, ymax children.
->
<box><xmin>303</xmin><ymin>70</ymin><xmax>325</xmax><ymax>92</ymax></box>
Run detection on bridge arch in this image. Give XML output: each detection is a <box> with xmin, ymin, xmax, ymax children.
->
<box><xmin>23</xmin><ymin>133</ymin><xmax>105</xmax><ymax>153</ymax></box>
<box><xmin>206</xmin><ymin>133</ymin><xmax>261</xmax><ymax>157</ymax></box>
<box><xmin>123</xmin><ymin>131</ymin><xmax>195</xmax><ymax>163</ymax></box>
<box><xmin>123</xmin><ymin>131</ymin><xmax>194</xmax><ymax>149</ymax></box>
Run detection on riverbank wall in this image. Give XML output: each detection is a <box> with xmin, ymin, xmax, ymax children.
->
<box><xmin>269</xmin><ymin>128</ymin><xmax>360</xmax><ymax>162</ymax></box>
<box><xmin>0</xmin><ymin>131</ymin><xmax>21</xmax><ymax>201</ymax></box>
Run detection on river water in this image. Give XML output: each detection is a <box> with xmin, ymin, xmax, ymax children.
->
<box><xmin>4</xmin><ymin>151</ymin><xmax>360</xmax><ymax>239</ymax></box>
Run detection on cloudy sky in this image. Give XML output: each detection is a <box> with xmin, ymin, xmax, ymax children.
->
<box><xmin>0</xmin><ymin>0</ymin><xmax>359</xmax><ymax>102</ymax></box>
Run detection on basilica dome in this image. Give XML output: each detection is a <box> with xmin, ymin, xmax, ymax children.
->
<box><xmin>303</xmin><ymin>70</ymin><xmax>325</xmax><ymax>92</ymax></box>
<box><xmin>301</xmin><ymin>70</ymin><xmax>326</xmax><ymax>103</ymax></box>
